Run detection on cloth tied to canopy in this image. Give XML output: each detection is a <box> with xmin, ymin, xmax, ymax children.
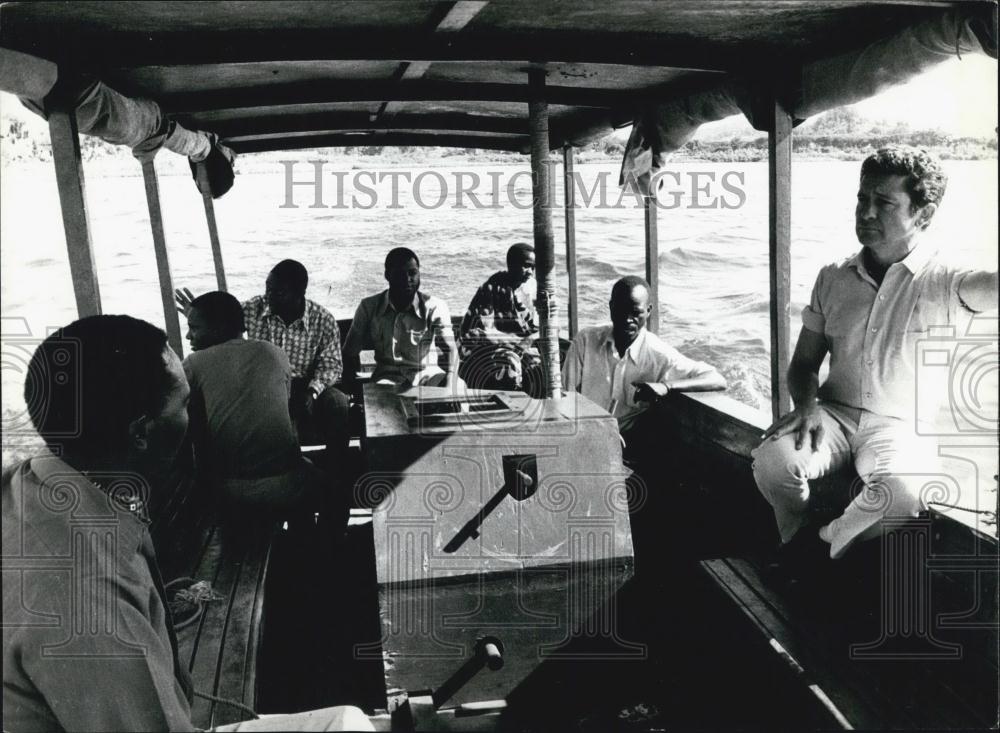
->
<box><xmin>18</xmin><ymin>78</ymin><xmax>236</xmax><ymax>198</ymax></box>
<box><xmin>620</xmin><ymin>7</ymin><xmax>996</xmax><ymax>195</ymax></box>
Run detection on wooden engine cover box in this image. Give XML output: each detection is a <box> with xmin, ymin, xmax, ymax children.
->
<box><xmin>361</xmin><ymin>385</ymin><xmax>637</xmax><ymax>709</ymax></box>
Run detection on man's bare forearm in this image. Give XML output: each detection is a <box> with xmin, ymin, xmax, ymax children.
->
<box><xmin>787</xmin><ymin>363</ymin><xmax>820</xmax><ymax>410</ymax></box>
<box><xmin>665</xmin><ymin>371</ymin><xmax>727</xmax><ymax>393</ymax></box>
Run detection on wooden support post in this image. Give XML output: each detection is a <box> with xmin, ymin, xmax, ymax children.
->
<box><xmin>644</xmin><ymin>193</ymin><xmax>659</xmax><ymax>335</ymax></box>
<box><xmin>768</xmin><ymin>97</ymin><xmax>793</xmax><ymax>420</ymax></box>
<box><xmin>140</xmin><ymin>159</ymin><xmax>185</xmax><ymax>357</ymax></box>
<box><xmin>48</xmin><ymin>109</ymin><xmax>102</xmax><ymax>317</ymax></box>
<box><xmin>195</xmin><ymin>162</ymin><xmax>228</xmax><ymax>291</ymax></box>
<box><xmin>562</xmin><ymin>144</ymin><xmax>579</xmax><ymax>338</ymax></box>
<box><xmin>529</xmin><ymin>68</ymin><xmax>561</xmax><ymax>399</ymax></box>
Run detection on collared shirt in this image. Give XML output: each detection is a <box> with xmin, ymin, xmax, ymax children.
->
<box><xmin>803</xmin><ymin>244</ymin><xmax>973</xmax><ymax>424</ymax></box>
<box><xmin>243</xmin><ymin>295</ymin><xmax>343</xmax><ymax>394</ymax></box>
<box><xmin>2</xmin><ymin>453</ymin><xmax>195</xmax><ymax>732</ymax></box>
<box><xmin>460</xmin><ymin>271</ymin><xmax>537</xmax><ymax>341</ymax></box>
<box><xmin>346</xmin><ymin>290</ymin><xmax>452</xmax><ymax>384</ymax></box>
<box><xmin>562</xmin><ymin>324</ymin><xmax>717</xmax><ymax>421</ymax></box>
<box><xmin>184</xmin><ymin>338</ymin><xmax>301</xmax><ymax>480</ymax></box>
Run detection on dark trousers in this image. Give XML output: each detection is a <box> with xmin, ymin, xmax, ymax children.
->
<box><xmin>289</xmin><ymin>379</ymin><xmax>351</xmax><ymax>454</ymax></box>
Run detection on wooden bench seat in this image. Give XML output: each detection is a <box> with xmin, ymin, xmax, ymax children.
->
<box><xmin>151</xmin><ymin>468</ymin><xmax>281</xmax><ymax>729</ymax></box>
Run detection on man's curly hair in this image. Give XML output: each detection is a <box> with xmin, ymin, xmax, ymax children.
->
<box><xmin>860</xmin><ymin>146</ymin><xmax>948</xmax><ymax>212</ymax></box>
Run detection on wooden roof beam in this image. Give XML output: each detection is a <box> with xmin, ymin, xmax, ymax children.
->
<box><xmin>3</xmin><ymin>32</ymin><xmax>739</xmax><ymax>71</ymax></box>
<box><xmin>435</xmin><ymin>2</ymin><xmax>490</xmax><ymax>33</ymax></box>
<box><xmin>160</xmin><ymin>80</ymin><xmax>667</xmax><ymax>115</ymax></box>
<box><xmin>374</xmin><ymin>2</ymin><xmax>490</xmax><ymax>126</ymax></box>
<box><xmin>228</xmin><ymin>131</ymin><xmax>527</xmax><ymax>155</ymax></box>
<box><xmin>208</xmin><ymin>111</ymin><xmax>529</xmax><ymax>140</ymax></box>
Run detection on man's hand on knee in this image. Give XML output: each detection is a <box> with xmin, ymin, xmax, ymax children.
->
<box><xmin>762</xmin><ymin>404</ymin><xmax>825</xmax><ymax>452</ymax></box>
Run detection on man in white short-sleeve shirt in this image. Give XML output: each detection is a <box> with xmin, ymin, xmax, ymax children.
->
<box><xmin>563</xmin><ymin>275</ymin><xmax>726</xmax><ymax>439</ymax></box>
<box><xmin>752</xmin><ymin>146</ymin><xmax>998</xmax><ymax>564</ymax></box>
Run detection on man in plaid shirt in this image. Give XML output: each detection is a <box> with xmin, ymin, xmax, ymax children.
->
<box><xmin>176</xmin><ymin>259</ymin><xmax>349</xmax><ymax>455</ymax></box>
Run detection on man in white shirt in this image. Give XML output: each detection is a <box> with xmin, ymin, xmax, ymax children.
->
<box><xmin>752</xmin><ymin>146</ymin><xmax>998</xmax><ymax>567</ymax></box>
<box><xmin>562</xmin><ymin>276</ymin><xmax>726</xmax><ymax>446</ymax></box>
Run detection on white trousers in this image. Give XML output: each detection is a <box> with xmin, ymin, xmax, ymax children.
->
<box><xmin>751</xmin><ymin>404</ymin><xmax>937</xmax><ymax>559</ymax></box>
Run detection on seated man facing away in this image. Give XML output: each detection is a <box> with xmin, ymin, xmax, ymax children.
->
<box><xmin>2</xmin><ymin>314</ymin><xmax>369</xmax><ymax>731</ymax></box>
<box><xmin>343</xmin><ymin>246</ymin><xmax>463</xmax><ymax>389</ymax></box>
<box><xmin>183</xmin><ymin>291</ymin><xmax>333</xmax><ymax>515</ymax></box>
<box><xmin>176</xmin><ymin>259</ymin><xmax>349</xmax><ymax>457</ymax></box>
<box><xmin>752</xmin><ymin>146</ymin><xmax>998</xmax><ymax>569</ymax></box>
<box><xmin>563</xmin><ymin>275</ymin><xmax>726</xmax><ymax>450</ymax></box>
<box><xmin>459</xmin><ymin>242</ymin><xmax>543</xmax><ymax>395</ymax></box>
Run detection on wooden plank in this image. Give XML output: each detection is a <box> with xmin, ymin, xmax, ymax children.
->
<box><xmin>400</xmin><ymin>61</ymin><xmax>432</xmax><ymax>80</ymax></box>
<box><xmin>140</xmin><ymin>159</ymin><xmax>184</xmax><ymax>357</ymax></box>
<box><xmin>644</xmin><ymin>192</ymin><xmax>659</xmax><ymax>335</ymax></box>
<box><xmin>164</xmin><ymin>81</ymin><xmax>632</xmax><ymax>115</ymax></box>
<box><xmin>212</xmin><ymin>530</ymin><xmax>275</xmax><ymax>726</ymax></box>
<box><xmin>701</xmin><ymin>559</ymin><xmax>884</xmax><ymax>730</ymax></box>
<box><xmin>161</xmin><ymin>80</ymin><xmax>632</xmax><ymax>116</ymax></box>
<box><xmin>436</xmin><ymin>1</ymin><xmax>489</xmax><ymax>32</ymax></box>
<box><xmin>529</xmin><ymin>68</ymin><xmax>561</xmax><ymax>398</ymax></box>
<box><xmin>48</xmin><ymin>108</ymin><xmax>102</xmax><ymax>317</ymax></box>
<box><xmin>8</xmin><ymin>31</ymin><xmax>736</xmax><ymax>72</ymax></box>
<box><xmin>194</xmin><ymin>163</ymin><xmax>228</xmax><ymax>291</ymax></box>
<box><xmin>563</xmin><ymin>145</ymin><xmax>579</xmax><ymax>338</ymax></box>
<box><xmin>212</xmin><ymin>111</ymin><xmax>529</xmax><ymax>139</ymax></box>
<box><xmin>242</xmin><ymin>538</ymin><xmax>273</xmax><ymax>714</ymax></box>
<box><xmin>228</xmin><ymin>132</ymin><xmax>527</xmax><ymax>155</ymax></box>
<box><xmin>768</xmin><ymin>95</ymin><xmax>792</xmax><ymax>420</ymax></box>
<box><xmin>187</xmin><ymin>532</ymin><xmax>244</xmax><ymax>727</ymax></box>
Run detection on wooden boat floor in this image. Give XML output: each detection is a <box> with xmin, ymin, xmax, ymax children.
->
<box><xmin>702</xmin><ymin>547</ymin><xmax>998</xmax><ymax>730</ymax></box>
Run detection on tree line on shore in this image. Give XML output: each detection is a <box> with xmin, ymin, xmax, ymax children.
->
<box><xmin>3</xmin><ymin>107</ymin><xmax>995</xmax><ymax>165</ymax></box>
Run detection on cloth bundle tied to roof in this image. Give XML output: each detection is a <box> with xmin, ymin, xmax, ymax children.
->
<box><xmin>620</xmin><ymin>7</ymin><xmax>996</xmax><ymax>195</ymax></box>
<box><xmin>17</xmin><ymin>77</ymin><xmax>236</xmax><ymax>198</ymax></box>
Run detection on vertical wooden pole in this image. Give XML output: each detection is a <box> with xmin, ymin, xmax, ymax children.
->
<box><xmin>195</xmin><ymin>162</ymin><xmax>228</xmax><ymax>291</ymax></box>
<box><xmin>562</xmin><ymin>144</ymin><xmax>579</xmax><ymax>338</ymax></box>
<box><xmin>644</xmin><ymin>193</ymin><xmax>659</xmax><ymax>335</ymax></box>
<box><xmin>768</xmin><ymin>97</ymin><xmax>793</xmax><ymax>420</ymax></box>
<box><xmin>529</xmin><ymin>68</ymin><xmax>561</xmax><ymax>399</ymax></box>
<box><xmin>140</xmin><ymin>159</ymin><xmax>184</xmax><ymax>357</ymax></box>
<box><xmin>48</xmin><ymin>109</ymin><xmax>102</xmax><ymax>317</ymax></box>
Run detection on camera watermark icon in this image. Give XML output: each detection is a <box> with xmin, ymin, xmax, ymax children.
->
<box><xmin>2</xmin><ymin>317</ymin><xmax>82</xmax><ymax>447</ymax></box>
<box><xmin>914</xmin><ymin>316</ymin><xmax>999</xmax><ymax>436</ymax></box>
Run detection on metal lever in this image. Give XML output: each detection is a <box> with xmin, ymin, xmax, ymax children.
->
<box><xmin>430</xmin><ymin>636</ymin><xmax>505</xmax><ymax>709</ymax></box>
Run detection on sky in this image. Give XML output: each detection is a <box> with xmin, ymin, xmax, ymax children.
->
<box><xmin>841</xmin><ymin>55</ymin><xmax>997</xmax><ymax>137</ymax></box>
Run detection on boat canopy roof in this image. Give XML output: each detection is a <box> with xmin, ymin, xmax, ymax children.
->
<box><xmin>1</xmin><ymin>0</ymin><xmax>993</xmax><ymax>155</ymax></box>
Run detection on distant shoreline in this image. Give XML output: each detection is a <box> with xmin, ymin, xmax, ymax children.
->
<box><xmin>2</xmin><ymin>140</ymin><xmax>996</xmax><ymax>180</ymax></box>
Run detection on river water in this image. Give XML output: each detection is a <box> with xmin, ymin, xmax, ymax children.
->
<box><xmin>2</xmin><ymin>157</ymin><xmax>997</xmax><ymax>530</ymax></box>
